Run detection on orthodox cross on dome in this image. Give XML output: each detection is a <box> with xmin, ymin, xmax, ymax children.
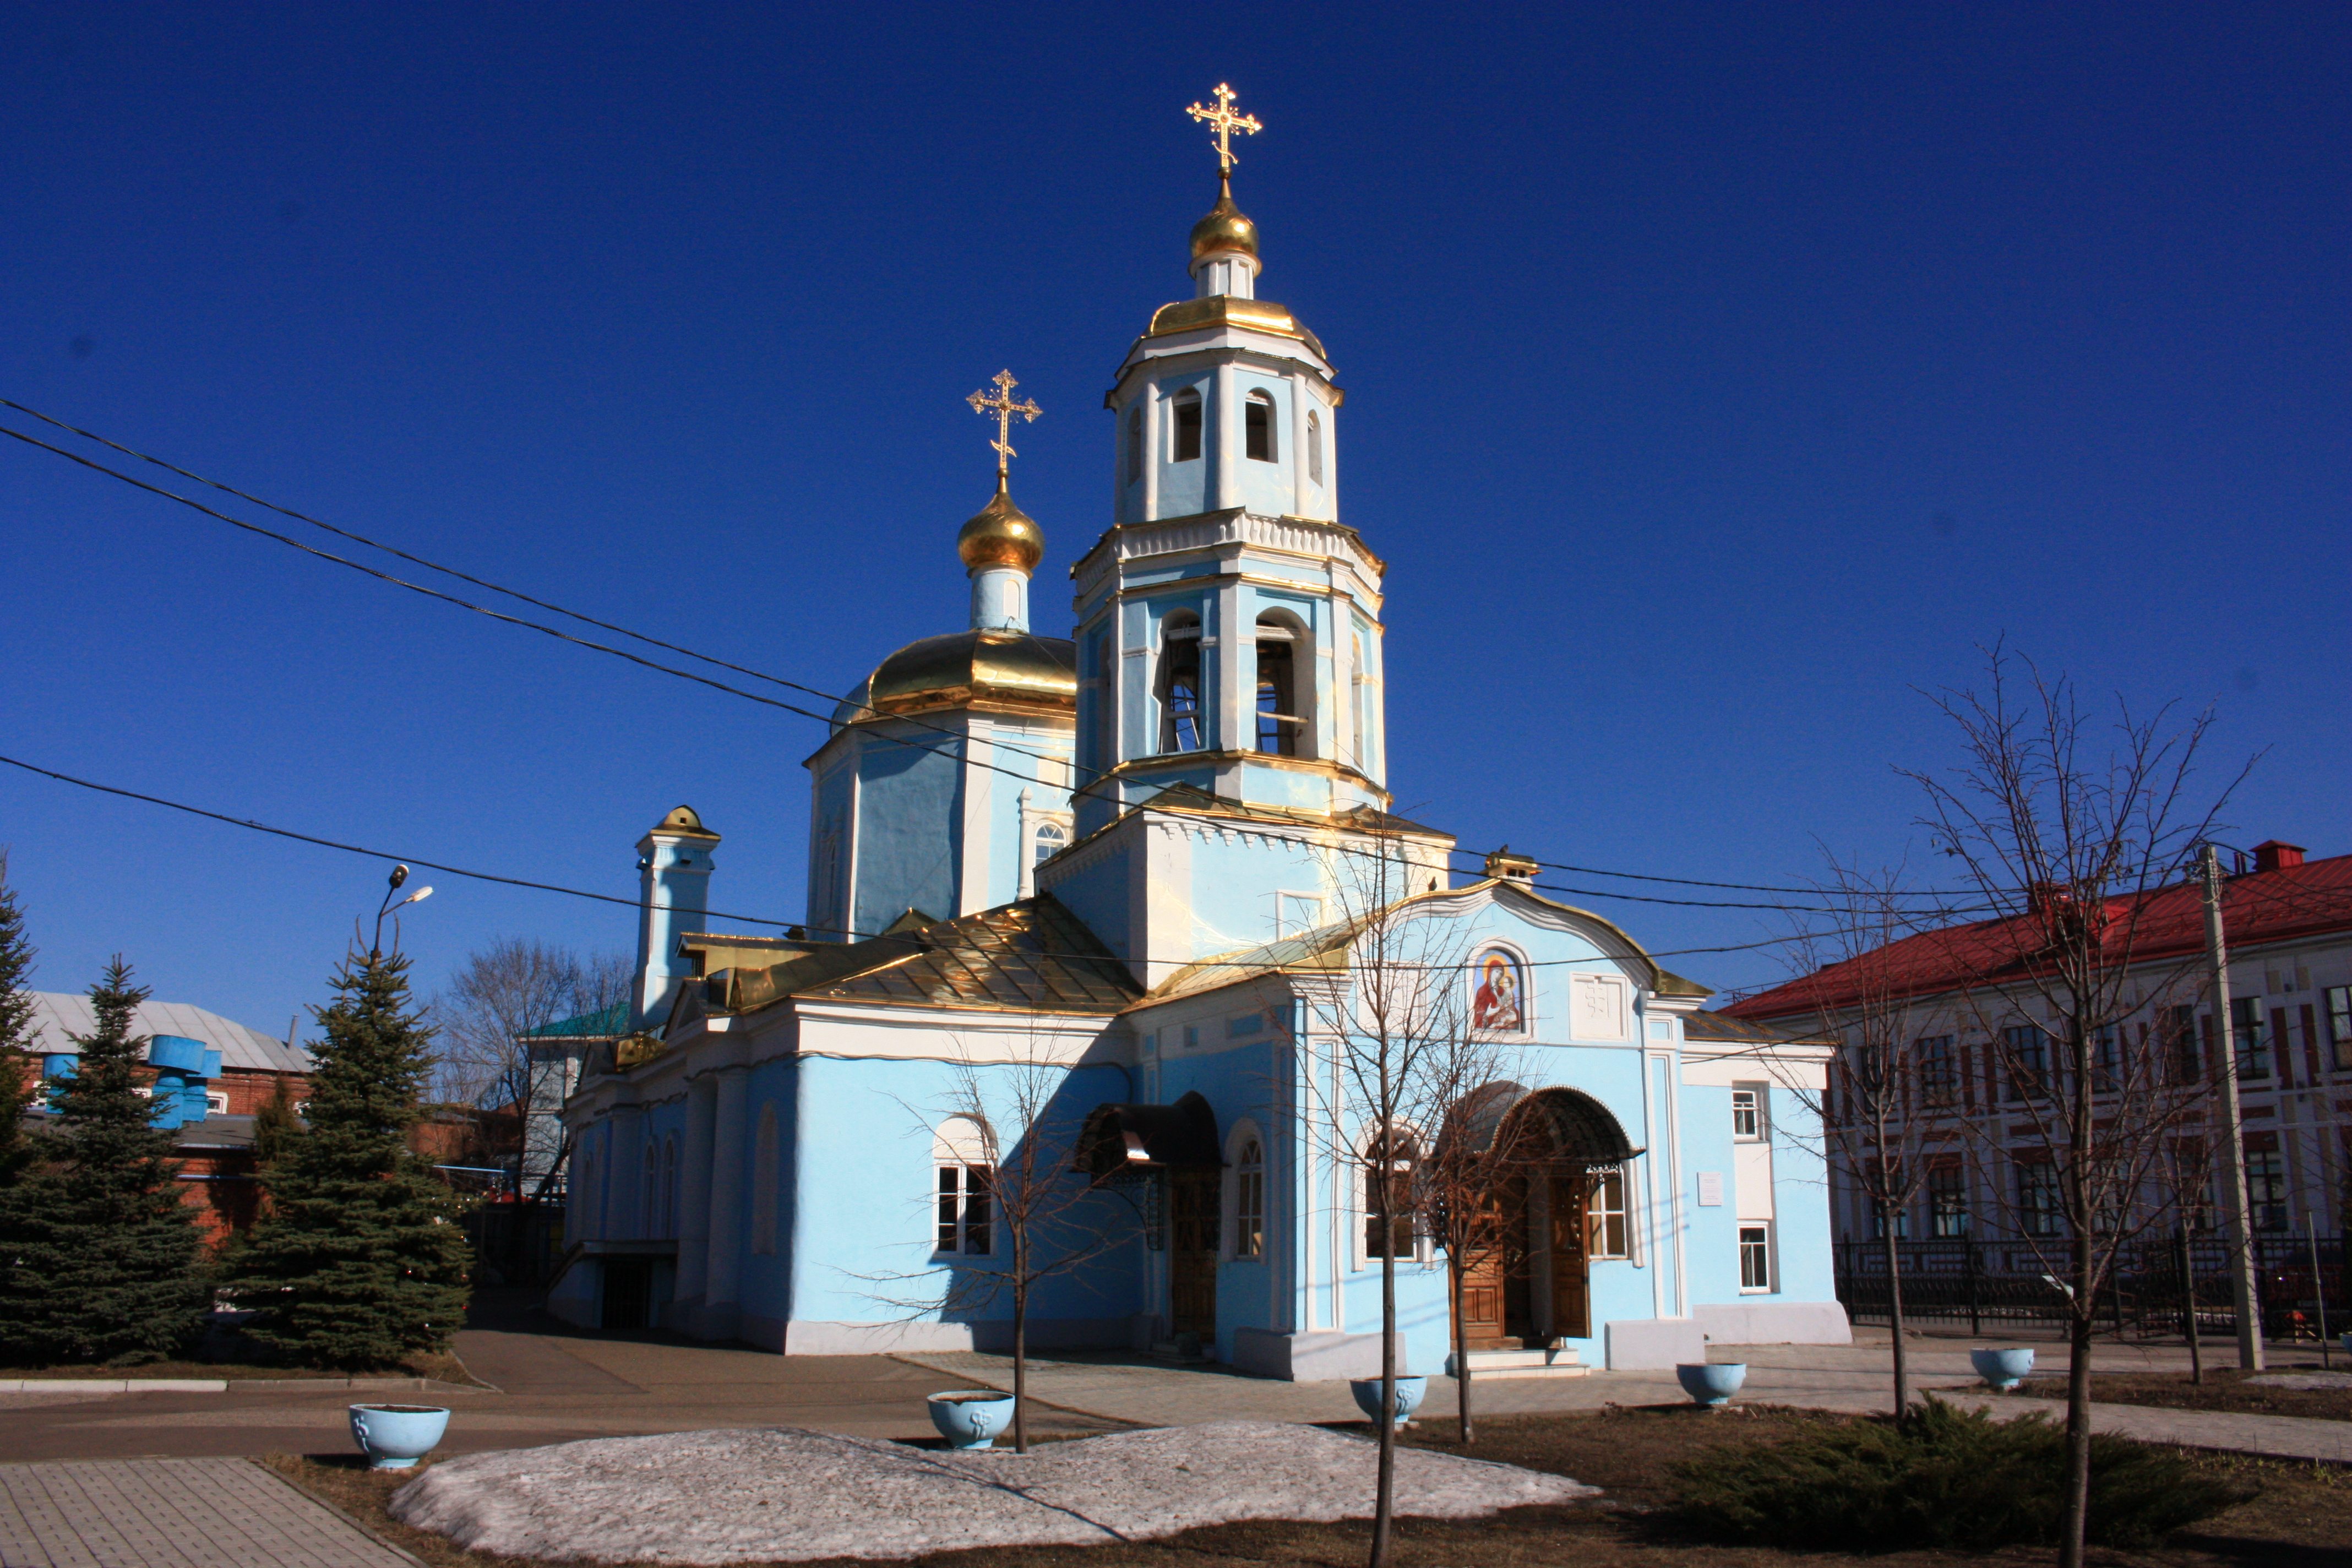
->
<box><xmin>1186</xmin><ymin>82</ymin><xmax>1261</xmax><ymax>177</ymax></box>
<box><xmin>965</xmin><ymin>369</ymin><xmax>1041</xmax><ymax>486</ymax></box>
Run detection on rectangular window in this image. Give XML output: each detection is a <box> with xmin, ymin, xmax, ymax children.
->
<box><xmin>1586</xmin><ymin>1168</ymin><xmax>1628</xmax><ymax>1258</ymax></box>
<box><xmin>1917</xmin><ymin>1035</ymin><xmax>1957</xmax><ymax>1106</ymax></box>
<box><xmin>2016</xmin><ymin>1161</ymin><xmax>2062</xmax><ymax>1236</ymax></box>
<box><xmin>2163</xmin><ymin>1005</ymin><xmax>2201</xmax><ymax>1083</ymax></box>
<box><xmin>2245</xmin><ymin>1148</ymin><xmax>2287</xmax><ymax>1231</ymax></box>
<box><xmin>1731</xmin><ymin>1087</ymin><xmax>1763</xmax><ymax>1141</ymax></box>
<box><xmin>1739</xmin><ymin>1224</ymin><xmax>1772</xmax><ymax>1291</ymax></box>
<box><xmin>2230</xmin><ymin>997</ymin><xmax>2271</xmax><ymax>1080</ymax></box>
<box><xmin>2003</xmin><ymin>1024</ymin><xmax>2050</xmax><ymax>1100</ymax></box>
<box><xmin>1929</xmin><ymin>1167</ymin><xmax>1970</xmax><ymax>1237</ymax></box>
<box><xmin>1871</xmin><ymin>1201</ymin><xmax>1910</xmax><ymax>1240</ymax></box>
<box><xmin>1307</xmin><ymin>411</ymin><xmax>1324</xmax><ymax>484</ymax></box>
<box><xmin>1171</xmin><ymin>393</ymin><xmax>1202</xmax><ymax>462</ymax></box>
<box><xmin>2090</xmin><ymin>1025</ymin><xmax>2120</xmax><ymax>1093</ymax></box>
<box><xmin>2331</xmin><ymin>986</ymin><xmax>2352</xmax><ymax>1072</ymax></box>
<box><xmin>936</xmin><ymin>1164</ymin><xmax>992</xmax><ymax>1255</ymax></box>
<box><xmin>1125</xmin><ymin>405</ymin><xmax>1144</xmax><ymax>484</ymax></box>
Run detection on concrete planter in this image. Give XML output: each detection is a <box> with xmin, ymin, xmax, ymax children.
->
<box><xmin>927</xmin><ymin>1391</ymin><xmax>1016</xmax><ymax>1450</ymax></box>
<box><xmin>349</xmin><ymin>1404</ymin><xmax>449</xmax><ymax>1469</ymax></box>
<box><xmin>1675</xmin><ymin>1362</ymin><xmax>1747</xmax><ymax>1407</ymax></box>
<box><xmin>1349</xmin><ymin>1375</ymin><xmax>1427</xmax><ymax>1428</ymax></box>
<box><xmin>1969</xmin><ymin>1347</ymin><xmax>2036</xmax><ymax>1391</ymax></box>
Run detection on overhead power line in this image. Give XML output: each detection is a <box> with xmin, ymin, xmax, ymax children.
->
<box><xmin>0</xmin><ymin>749</ymin><xmax>1975</xmax><ymax>973</ymax></box>
<box><xmin>1</xmin><ymin>398</ymin><xmax>1993</xmax><ymax>920</ymax></box>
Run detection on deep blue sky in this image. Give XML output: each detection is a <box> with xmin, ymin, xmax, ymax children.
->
<box><xmin>3</xmin><ymin>3</ymin><xmax>2345</xmax><ymax>1039</ymax></box>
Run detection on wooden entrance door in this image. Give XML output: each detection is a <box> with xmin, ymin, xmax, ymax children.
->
<box><xmin>1545</xmin><ymin>1172</ymin><xmax>1591</xmax><ymax>1340</ymax></box>
<box><xmin>1457</xmin><ymin>1174</ymin><xmax>1537</xmax><ymax>1348</ymax></box>
<box><xmin>1168</xmin><ymin>1169</ymin><xmax>1219</xmax><ymax>1337</ymax></box>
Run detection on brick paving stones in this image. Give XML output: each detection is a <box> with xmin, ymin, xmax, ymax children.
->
<box><xmin>0</xmin><ymin>1458</ymin><xmax>412</xmax><ymax>1568</ymax></box>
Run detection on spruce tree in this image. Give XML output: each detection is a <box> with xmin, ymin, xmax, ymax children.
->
<box><xmin>0</xmin><ymin>958</ymin><xmax>209</xmax><ymax>1365</ymax></box>
<box><xmin>229</xmin><ymin>948</ymin><xmax>470</xmax><ymax>1368</ymax></box>
<box><xmin>0</xmin><ymin>851</ymin><xmax>39</xmax><ymax>1188</ymax></box>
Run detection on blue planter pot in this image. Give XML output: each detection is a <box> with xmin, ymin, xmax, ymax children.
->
<box><xmin>1349</xmin><ymin>1375</ymin><xmax>1427</xmax><ymax>1428</ymax></box>
<box><xmin>1676</xmin><ymin>1363</ymin><xmax>1747</xmax><ymax>1407</ymax></box>
<box><xmin>1970</xmin><ymin>1347</ymin><xmax>2037</xmax><ymax>1391</ymax></box>
<box><xmin>349</xmin><ymin>1404</ymin><xmax>449</xmax><ymax>1470</ymax></box>
<box><xmin>927</xmin><ymin>1391</ymin><xmax>1016</xmax><ymax>1450</ymax></box>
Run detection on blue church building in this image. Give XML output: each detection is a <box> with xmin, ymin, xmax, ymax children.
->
<box><xmin>551</xmin><ymin>122</ymin><xmax>1847</xmax><ymax>1377</ymax></box>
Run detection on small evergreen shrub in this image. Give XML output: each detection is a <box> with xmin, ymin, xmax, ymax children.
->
<box><xmin>1673</xmin><ymin>1396</ymin><xmax>2242</xmax><ymax>1552</ymax></box>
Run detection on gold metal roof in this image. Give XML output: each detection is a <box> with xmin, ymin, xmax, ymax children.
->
<box><xmin>1144</xmin><ymin>295</ymin><xmax>1326</xmax><ymax>361</ymax></box>
<box><xmin>1190</xmin><ymin>181</ymin><xmax>1259</xmax><ymax>262</ymax></box>
<box><xmin>955</xmin><ymin>484</ymin><xmax>1046</xmax><ymax>572</ymax></box>
<box><xmin>861</xmin><ymin>629</ymin><xmax>1077</xmax><ymax>720</ymax></box>
<box><xmin>648</xmin><ymin>804</ymin><xmax>719</xmax><ymax>841</ymax></box>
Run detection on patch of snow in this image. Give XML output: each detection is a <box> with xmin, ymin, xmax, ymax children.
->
<box><xmin>2245</xmin><ymin>1371</ymin><xmax>2352</xmax><ymax>1391</ymax></box>
<box><xmin>389</xmin><ymin>1420</ymin><xmax>1596</xmax><ymax>1564</ymax></box>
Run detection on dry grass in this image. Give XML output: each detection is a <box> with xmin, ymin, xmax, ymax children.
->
<box><xmin>265</xmin><ymin>1404</ymin><xmax>2352</xmax><ymax>1566</ymax></box>
<box><xmin>2017</xmin><ymin>1367</ymin><xmax>2351</xmax><ymax>1423</ymax></box>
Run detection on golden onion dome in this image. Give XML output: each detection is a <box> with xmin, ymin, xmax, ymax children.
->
<box><xmin>857</xmin><ymin>629</ymin><xmax>1076</xmax><ymax>721</ymax></box>
<box><xmin>955</xmin><ymin>483</ymin><xmax>1046</xmax><ymax>573</ymax></box>
<box><xmin>1189</xmin><ymin>176</ymin><xmax>1259</xmax><ymax>263</ymax></box>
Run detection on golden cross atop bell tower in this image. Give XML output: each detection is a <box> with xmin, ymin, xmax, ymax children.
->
<box><xmin>965</xmin><ymin>369</ymin><xmax>1041</xmax><ymax>488</ymax></box>
<box><xmin>1185</xmin><ymin>83</ymin><xmax>1261</xmax><ymax>177</ymax></box>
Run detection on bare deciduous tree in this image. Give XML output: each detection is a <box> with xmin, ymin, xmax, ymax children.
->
<box><xmin>1767</xmin><ymin>859</ymin><xmax>1951</xmax><ymax>1420</ymax></box>
<box><xmin>864</xmin><ymin>1027</ymin><xmax>1135</xmax><ymax>1455</ymax></box>
<box><xmin>1901</xmin><ymin>647</ymin><xmax>2240</xmax><ymax>1568</ymax></box>
<box><xmin>1289</xmin><ymin>826</ymin><xmax>1471</xmax><ymax>1568</ymax></box>
<box><xmin>435</xmin><ymin>940</ymin><xmax>630</xmax><ymax>1199</ymax></box>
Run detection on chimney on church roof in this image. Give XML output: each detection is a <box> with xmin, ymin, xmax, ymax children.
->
<box><xmin>1484</xmin><ymin>846</ymin><xmax>1538</xmax><ymax>884</ymax></box>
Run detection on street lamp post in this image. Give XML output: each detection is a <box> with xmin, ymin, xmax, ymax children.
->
<box><xmin>372</xmin><ymin>863</ymin><xmax>435</xmax><ymax>957</ymax></box>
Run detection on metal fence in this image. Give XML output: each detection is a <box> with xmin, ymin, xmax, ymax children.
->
<box><xmin>1834</xmin><ymin>1233</ymin><xmax>2348</xmax><ymax>1342</ymax></box>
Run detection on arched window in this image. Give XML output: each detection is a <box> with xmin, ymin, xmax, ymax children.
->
<box><xmin>1233</xmin><ymin>1137</ymin><xmax>1265</xmax><ymax>1260</ymax></box>
<box><xmin>1159</xmin><ymin>611</ymin><xmax>1204</xmax><ymax>753</ymax></box>
<box><xmin>1245</xmin><ymin>390</ymin><xmax>1277</xmax><ymax>462</ymax></box>
<box><xmin>933</xmin><ymin>1116</ymin><xmax>994</xmax><ymax>1256</ymax></box>
<box><xmin>1170</xmin><ymin>388</ymin><xmax>1203</xmax><ymax>463</ymax></box>
<box><xmin>1254</xmin><ymin>612</ymin><xmax>1310</xmax><ymax>758</ymax></box>
<box><xmin>641</xmin><ymin>1141</ymin><xmax>660</xmax><ymax>1239</ymax></box>
<box><xmin>1363</xmin><ymin>1125</ymin><xmax>1418</xmax><ymax>1259</ymax></box>
<box><xmin>1033</xmin><ymin>820</ymin><xmax>1068</xmax><ymax>866</ymax></box>
<box><xmin>751</xmin><ymin>1103</ymin><xmax>780</xmax><ymax>1255</ymax></box>
<box><xmin>1307</xmin><ymin>410</ymin><xmax>1324</xmax><ymax>486</ymax></box>
<box><xmin>1124</xmin><ymin>403</ymin><xmax>1144</xmax><ymax>485</ymax></box>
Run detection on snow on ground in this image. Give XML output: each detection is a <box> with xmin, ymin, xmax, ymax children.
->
<box><xmin>389</xmin><ymin>1419</ymin><xmax>1597</xmax><ymax>1564</ymax></box>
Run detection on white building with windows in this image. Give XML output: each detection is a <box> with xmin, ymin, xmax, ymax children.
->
<box><xmin>1729</xmin><ymin>840</ymin><xmax>2352</xmax><ymax>1252</ymax></box>
<box><xmin>551</xmin><ymin>138</ymin><xmax>1846</xmax><ymax>1375</ymax></box>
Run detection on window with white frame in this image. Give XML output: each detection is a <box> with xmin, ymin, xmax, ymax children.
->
<box><xmin>1033</xmin><ymin>819</ymin><xmax>1068</xmax><ymax>867</ymax></box>
<box><xmin>2328</xmin><ymin>984</ymin><xmax>2351</xmax><ymax>1071</ymax></box>
<box><xmin>1232</xmin><ymin>1137</ymin><xmax>1265</xmax><ymax>1260</ymax></box>
<box><xmin>1732</xmin><ymin>1087</ymin><xmax>1765</xmax><ymax>1141</ymax></box>
<box><xmin>934</xmin><ymin>1117</ymin><xmax>995</xmax><ymax>1256</ymax></box>
<box><xmin>1275</xmin><ymin>891</ymin><xmax>1324</xmax><ymax>937</ymax></box>
<box><xmin>1739</xmin><ymin>1224</ymin><xmax>1773</xmax><ymax>1291</ymax></box>
<box><xmin>205</xmin><ymin>1091</ymin><xmax>229</xmax><ymax>1116</ymax></box>
<box><xmin>1585</xmin><ymin>1166</ymin><xmax>1629</xmax><ymax>1258</ymax></box>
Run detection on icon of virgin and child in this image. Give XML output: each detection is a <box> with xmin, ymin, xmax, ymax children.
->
<box><xmin>1471</xmin><ymin>950</ymin><xmax>1524</xmax><ymax>1032</ymax></box>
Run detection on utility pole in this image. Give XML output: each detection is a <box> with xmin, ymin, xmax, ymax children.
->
<box><xmin>2199</xmin><ymin>843</ymin><xmax>2265</xmax><ymax>1370</ymax></box>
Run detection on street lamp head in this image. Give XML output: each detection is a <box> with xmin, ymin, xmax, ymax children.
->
<box><xmin>404</xmin><ymin>886</ymin><xmax>434</xmax><ymax>908</ymax></box>
<box><xmin>388</xmin><ymin>864</ymin><xmax>410</xmax><ymax>892</ymax></box>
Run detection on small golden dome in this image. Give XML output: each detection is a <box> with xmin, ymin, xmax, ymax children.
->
<box><xmin>1189</xmin><ymin>176</ymin><xmax>1259</xmax><ymax>263</ymax></box>
<box><xmin>862</xmin><ymin>630</ymin><xmax>1077</xmax><ymax>720</ymax></box>
<box><xmin>956</xmin><ymin>483</ymin><xmax>1046</xmax><ymax>573</ymax></box>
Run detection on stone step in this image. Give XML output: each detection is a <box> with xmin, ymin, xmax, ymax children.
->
<box><xmin>1451</xmin><ymin>1346</ymin><xmax>1588</xmax><ymax>1379</ymax></box>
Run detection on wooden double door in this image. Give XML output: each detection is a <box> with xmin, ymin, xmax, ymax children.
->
<box><xmin>1456</xmin><ymin>1168</ymin><xmax>1590</xmax><ymax>1347</ymax></box>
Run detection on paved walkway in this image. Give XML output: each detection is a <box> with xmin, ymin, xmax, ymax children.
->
<box><xmin>0</xmin><ymin>1458</ymin><xmax>410</xmax><ymax>1568</ymax></box>
<box><xmin>895</xmin><ymin>1338</ymin><xmax>2352</xmax><ymax>1465</ymax></box>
